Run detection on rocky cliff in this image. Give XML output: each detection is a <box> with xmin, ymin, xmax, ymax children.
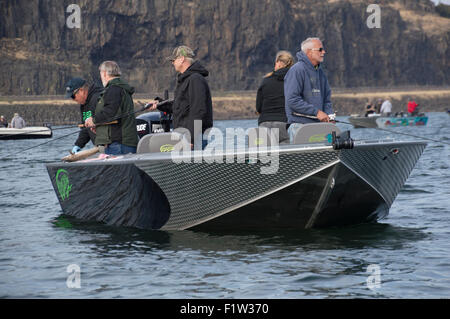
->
<box><xmin>0</xmin><ymin>0</ymin><xmax>449</xmax><ymax>95</ymax></box>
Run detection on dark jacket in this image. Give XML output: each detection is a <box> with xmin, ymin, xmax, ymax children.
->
<box><xmin>158</xmin><ymin>61</ymin><xmax>213</xmax><ymax>143</ymax></box>
<box><xmin>284</xmin><ymin>51</ymin><xmax>333</xmax><ymax>124</ymax></box>
<box><xmin>256</xmin><ymin>67</ymin><xmax>289</xmax><ymax>125</ymax></box>
<box><xmin>94</xmin><ymin>78</ymin><xmax>138</xmax><ymax>147</ymax></box>
<box><xmin>74</xmin><ymin>84</ymin><xmax>103</xmax><ymax>149</ymax></box>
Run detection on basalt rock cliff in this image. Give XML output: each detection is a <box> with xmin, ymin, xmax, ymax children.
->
<box><xmin>0</xmin><ymin>0</ymin><xmax>449</xmax><ymax>95</ymax></box>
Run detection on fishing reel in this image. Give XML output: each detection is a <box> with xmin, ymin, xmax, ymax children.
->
<box><xmin>328</xmin><ymin>113</ymin><xmax>337</xmax><ymax>121</ymax></box>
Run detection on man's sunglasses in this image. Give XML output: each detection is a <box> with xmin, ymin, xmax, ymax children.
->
<box><xmin>71</xmin><ymin>88</ymin><xmax>80</xmax><ymax>99</ymax></box>
<box><xmin>310</xmin><ymin>47</ymin><xmax>325</xmax><ymax>52</ymax></box>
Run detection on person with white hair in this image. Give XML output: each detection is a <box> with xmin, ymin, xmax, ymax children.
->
<box><xmin>10</xmin><ymin>113</ymin><xmax>26</xmax><ymax>128</ymax></box>
<box><xmin>284</xmin><ymin>37</ymin><xmax>334</xmax><ymax>141</ymax></box>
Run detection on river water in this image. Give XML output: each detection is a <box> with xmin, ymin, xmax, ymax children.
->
<box><xmin>0</xmin><ymin>113</ymin><xmax>449</xmax><ymax>299</ymax></box>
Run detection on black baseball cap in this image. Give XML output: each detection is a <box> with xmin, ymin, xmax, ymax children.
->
<box><xmin>65</xmin><ymin>77</ymin><xmax>86</xmax><ymax>98</ymax></box>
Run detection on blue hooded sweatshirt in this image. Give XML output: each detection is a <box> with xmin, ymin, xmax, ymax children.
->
<box><xmin>284</xmin><ymin>50</ymin><xmax>333</xmax><ymax>124</ymax></box>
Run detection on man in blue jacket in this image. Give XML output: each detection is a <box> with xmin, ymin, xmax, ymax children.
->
<box><xmin>284</xmin><ymin>37</ymin><xmax>334</xmax><ymax>141</ymax></box>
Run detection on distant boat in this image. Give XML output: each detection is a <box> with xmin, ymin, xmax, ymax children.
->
<box><xmin>348</xmin><ymin>113</ymin><xmax>428</xmax><ymax>129</ymax></box>
<box><xmin>0</xmin><ymin>126</ymin><xmax>53</xmax><ymax>140</ymax></box>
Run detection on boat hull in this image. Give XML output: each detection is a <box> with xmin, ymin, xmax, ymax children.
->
<box><xmin>0</xmin><ymin>126</ymin><xmax>52</xmax><ymax>139</ymax></box>
<box><xmin>46</xmin><ymin>140</ymin><xmax>426</xmax><ymax>231</ymax></box>
<box><xmin>348</xmin><ymin>116</ymin><xmax>428</xmax><ymax>128</ymax></box>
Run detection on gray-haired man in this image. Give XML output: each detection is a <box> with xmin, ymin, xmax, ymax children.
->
<box><xmin>284</xmin><ymin>37</ymin><xmax>334</xmax><ymax>140</ymax></box>
<box><xmin>85</xmin><ymin>61</ymin><xmax>138</xmax><ymax>155</ymax></box>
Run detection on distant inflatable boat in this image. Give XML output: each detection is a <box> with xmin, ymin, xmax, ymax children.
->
<box><xmin>0</xmin><ymin>126</ymin><xmax>53</xmax><ymax>140</ymax></box>
<box><xmin>348</xmin><ymin>114</ymin><xmax>428</xmax><ymax>129</ymax></box>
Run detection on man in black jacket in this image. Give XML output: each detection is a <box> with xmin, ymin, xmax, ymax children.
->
<box><xmin>149</xmin><ymin>45</ymin><xmax>213</xmax><ymax>149</ymax></box>
<box><xmin>65</xmin><ymin>77</ymin><xmax>103</xmax><ymax>153</ymax></box>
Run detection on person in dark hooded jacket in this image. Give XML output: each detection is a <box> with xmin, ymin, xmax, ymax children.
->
<box><xmin>65</xmin><ymin>77</ymin><xmax>103</xmax><ymax>153</ymax></box>
<box><xmin>256</xmin><ymin>50</ymin><xmax>294</xmax><ymax>143</ymax></box>
<box><xmin>150</xmin><ymin>45</ymin><xmax>213</xmax><ymax>149</ymax></box>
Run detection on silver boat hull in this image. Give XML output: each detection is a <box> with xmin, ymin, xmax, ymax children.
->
<box><xmin>46</xmin><ymin>140</ymin><xmax>426</xmax><ymax>230</ymax></box>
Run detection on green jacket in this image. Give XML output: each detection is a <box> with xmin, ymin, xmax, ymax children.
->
<box><xmin>94</xmin><ymin>78</ymin><xmax>138</xmax><ymax>147</ymax></box>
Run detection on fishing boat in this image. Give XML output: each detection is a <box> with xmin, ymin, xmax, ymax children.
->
<box><xmin>0</xmin><ymin>126</ymin><xmax>53</xmax><ymax>140</ymax></box>
<box><xmin>348</xmin><ymin>113</ymin><xmax>428</xmax><ymax>129</ymax></box>
<box><xmin>46</xmin><ymin>123</ymin><xmax>426</xmax><ymax>231</ymax></box>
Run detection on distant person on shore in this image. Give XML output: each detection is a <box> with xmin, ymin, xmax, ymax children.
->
<box><xmin>10</xmin><ymin>113</ymin><xmax>26</xmax><ymax>128</ymax></box>
<box><xmin>256</xmin><ymin>50</ymin><xmax>294</xmax><ymax>144</ymax></box>
<box><xmin>64</xmin><ymin>77</ymin><xmax>103</xmax><ymax>154</ymax></box>
<box><xmin>84</xmin><ymin>61</ymin><xmax>138</xmax><ymax>155</ymax></box>
<box><xmin>284</xmin><ymin>37</ymin><xmax>334</xmax><ymax>141</ymax></box>
<box><xmin>407</xmin><ymin>99</ymin><xmax>419</xmax><ymax>116</ymax></box>
<box><xmin>380</xmin><ymin>99</ymin><xmax>392</xmax><ymax>115</ymax></box>
<box><xmin>148</xmin><ymin>45</ymin><xmax>213</xmax><ymax>149</ymax></box>
<box><xmin>0</xmin><ymin>115</ymin><xmax>8</xmax><ymax>128</ymax></box>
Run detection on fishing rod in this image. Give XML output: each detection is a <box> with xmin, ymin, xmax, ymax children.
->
<box><xmin>292</xmin><ymin>112</ymin><xmax>450</xmax><ymax>146</ymax></box>
<box><xmin>1</xmin><ymin>129</ymin><xmax>82</xmax><ymax>159</ymax></box>
<box><xmin>1</xmin><ymin>97</ymin><xmax>173</xmax><ymax>158</ymax></box>
<box><xmin>0</xmin><ymin>120</ymin><xmax>121</xmax><ymax>140</ymax></box>
<box><xmin>0</xmin><ymin>99</ymin><xmax>166</xmax><ymax>139</ymax></box>
<box><xmin>1</xmin><ymin>87</ymin><xmax>172</xmax><ymax>140</ymax></box>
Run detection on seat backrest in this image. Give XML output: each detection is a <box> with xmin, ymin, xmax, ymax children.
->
<box><xmin>136</xmin><ymin>132</ymin><xmax>190</xmax><ymax>154</ymax></box>
<box><xmin>292</xmin><ymin>123</ymin><xmax>341</xmax><ymax>144</ymax></box>
<box><xmin>247</xmin><ymin>127</ymin><xmax>278</xmax><ymax>149</ymax></box>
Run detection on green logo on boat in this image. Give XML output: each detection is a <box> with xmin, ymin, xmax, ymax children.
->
<box><xmin>56</xmin><ymin>169</ymin><xmax>72</xmax><ymax>201</ymax></box>
<box><xmin>255</xmin><ymin>138</ymin><xmax>265</xmax><ymax>146</ymax></box>
<box><xmin>308</xmin><ymin>133</ymin><xmax>333</xmax><ymax>143</ymax></box>
<box><xmin>160</xmin><ymin>144</ymin><xmax>174</xmax><ymax>152</ymax></box>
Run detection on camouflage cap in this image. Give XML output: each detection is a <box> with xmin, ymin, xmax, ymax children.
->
<box><xmin>166</xmin><ymin>45</ymin><xmax>195</xmax><ymax>62</ymax></box>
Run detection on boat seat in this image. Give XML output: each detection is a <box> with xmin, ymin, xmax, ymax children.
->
<box><xmin>136</xmin><ymin>132</ymin><xmax>190</xmax><ymax>154</ymax></box>
<box><xmin>291</xmin><ymin>123</ymin><xmax>341</xmax><ymax>144</ymax></box>
<box><xmin>247</xmin><ymin>127</ymin><xmax>278</xmax><ymax>149</ymax></box>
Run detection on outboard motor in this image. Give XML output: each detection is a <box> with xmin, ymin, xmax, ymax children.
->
<box><xmin>136</xmin><ymin>90</ymin><xmax>173</xmax><ymax>139</ymax></box>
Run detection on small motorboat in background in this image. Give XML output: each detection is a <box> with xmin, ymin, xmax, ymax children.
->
<box><xmin>348</xmin><ymin>113</ymin><xmax>428</xmax><ymax>129</ymax></box>
<box><xmin>0</xmin><ymin>125</ymin><xmax>52</xmax><ymax>140</ymax></box>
